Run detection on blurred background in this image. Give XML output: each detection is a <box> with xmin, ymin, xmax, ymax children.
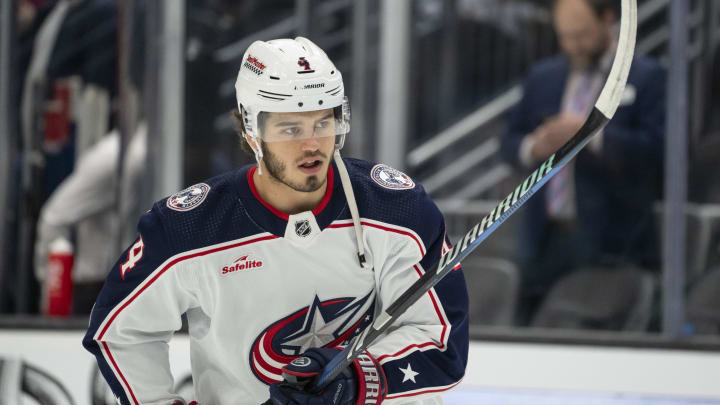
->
<box><xmin>1</xmin><ymin>0</ymin><xmax>719</xmax><ymax>404</ymax></box>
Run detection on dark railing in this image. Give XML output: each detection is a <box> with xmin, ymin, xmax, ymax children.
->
<box><xmin>3</xmin><ymin>316</ymin><xmax>719</xmax><ymax>352</ymax></box>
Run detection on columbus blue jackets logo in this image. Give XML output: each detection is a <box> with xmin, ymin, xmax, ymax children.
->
<box><xmin>166</xmin><ymin>183</ymin><xmax>210</xmax><ymax>212</ymax></box>
<box><xmin>298</xmin><ymin>56</ymin><xmax>312</xmax><ymax>71</ymax></box>
<box><xmin>250</xmin><ymin>291</ymin><xmax>375</xmax><ymax>384</ymax></box>
<box><xmin>371</xmin><ymin>164</ymin><xmax>415</xmax><ymax>190</ymax></box>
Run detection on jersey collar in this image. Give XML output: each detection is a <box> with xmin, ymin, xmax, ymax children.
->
<box><xmin>237</xmin><ymin>163</ymin><xmax>348</xmax><ymax>237</ymax></box>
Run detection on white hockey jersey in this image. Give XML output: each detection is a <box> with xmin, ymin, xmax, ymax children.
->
<box><xmin>83</xmin><ymin>158</ymin><xmax>469</xmax><ymax>405</ymax></box>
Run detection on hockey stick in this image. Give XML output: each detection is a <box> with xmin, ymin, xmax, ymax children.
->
<box><xmin>260</xmin><ymin>0</ymin><xmax>637</xmax><ymax>400</ymax></box>
<box><xmin>315</xmin><ymin>0</ymin><xmax>637</xmax><ymax>391</ymax></box>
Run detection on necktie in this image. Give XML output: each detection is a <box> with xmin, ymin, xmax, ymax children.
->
<box><xmin>546</xmin><ymin>72</ymin><xmax>595</xmax><ymax>218</ymax></box>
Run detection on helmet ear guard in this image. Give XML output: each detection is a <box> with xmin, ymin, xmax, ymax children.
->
<box><xmin>241</xmin><ymin>104</ymin><xmax>255</xmax><ymax>139</ymax></box>
<box><xmin>240</xmin><ymin>104</ymin><xmax>264</xmax><ymax>174</ymax></box>
<box><xmin>333</xmin><ymin>96</ymin><xmax>351</xmax><ymax>150</ymax></box>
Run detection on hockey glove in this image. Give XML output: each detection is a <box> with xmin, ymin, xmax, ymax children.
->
<box><xmin>268</xmin><ymin>347</ymin><xmax>386</xmax><ymax>405</ymax></box>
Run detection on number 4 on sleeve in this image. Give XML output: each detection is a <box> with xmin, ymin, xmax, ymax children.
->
<box><xmin>120</xmin><ymin>237</ymin><xmax>145</xmax><ymax>279</ymax></box>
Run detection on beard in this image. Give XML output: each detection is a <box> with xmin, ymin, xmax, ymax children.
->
<box><xmin>261</xmin><ymin>142</ymin><xmax>329</xmax><ymax>193</ymax></box>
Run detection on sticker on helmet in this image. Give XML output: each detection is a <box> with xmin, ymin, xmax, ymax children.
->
<box><xmin>370</xmin><ymin>164</ymin><xmax>415</xmax><ymax>190</ymax></box>
<box><xmin>244</xmin><ymin>54</ymin><xmax>266</xmax><ymax>75</ymax></box>
<box><xmin>297</xmin><ymin>57</ymin><xmax>315</xmax><ymax>73</ymax></box>
<box><xmin>166</xmin><ymin>183</ymin><xmax>211</xmax><ymax>212</ymax></box>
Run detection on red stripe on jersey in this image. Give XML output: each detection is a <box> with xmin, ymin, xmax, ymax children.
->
<box><xmin>251</xmin><ymin>355</ymin><xmax>283</xmax><ymax>385</ymax></box>
<box><xmin>385</xmin><ymin>379</ymin><xmax>462</xmax><ymax>399</ymax></box>
<box><xmin>328</xmin><ymin>221</ymin><xmax>447</xmax><ymax>362</ymax></box>
<box><xmin>98</xmin><ymin>234</ymin><xmax>277</xmax><ymax>340</ymax></box>
<box><xmin>327</xmin><ymin>221</ymin><xmax>425</xmax><ymax>256</ymax></box>
<box><xmin>419</xmin><ymin>266</ymin><xmax>448</xmax><ymax>345</ymax></box>
<box><xmin>249</xmin><ymin>313</ymin><xmax>365</xmax><ymax>385</ymax></box>
<box><xmin>322</xmin><ymin>299</ymin><xmax>346</xmax><ymax>306</ymax></box>
<box><xmin>374</xmin><ymin>265</ymin><xmax>447</xmax><ymax>363</ymax></box>
<box><xmin>312</xmin><ymin>166</ymin><xmax>334</xmax><ymax>215</ymax></box>
<box><xmin>260</xmin><ymin>309</ymin><xmax>307</xmax><ymax>364</ymax></box>
<box><xmin>252</xmin><ymin>310</ymin><xmax>306</xmax><ymax>382</ymax></box>
<box><xmin>247</xmin><ymin>167</ymin><xmax>289</xmax><ymax>220</ymax></box>
<box><xmin>97</xmin><ymin>234</ymin><xmax>279</xmax><ymax>398</ymax></box>
<box><xmin>102</xmin><ymin>341</ymin><xmax>140</xmax><ymax>405</ymax></box>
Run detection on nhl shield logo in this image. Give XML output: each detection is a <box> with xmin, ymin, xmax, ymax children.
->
<box><xmin>370</xmin><ymin>164</ymin><xmax>415</xmax><ymax>190</ymax></box>
<box><xmin>295</xmin><ymin>220</ymin><xmax>311</xmax><ymax>237</ymax></box>
<box><xmin>166</xmin><ymin>183</ymin><xmax>211</xmax><ymax>212</ymax></box>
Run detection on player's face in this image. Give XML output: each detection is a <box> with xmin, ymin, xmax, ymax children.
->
<box><xmin>260</xmin><ymin>109</ymin><xmax>336</xmax><ymax>193</ymax></box>
<box><xmin>553</xmin><ymin>0</ymin><xmax>613</xmax><ymax>70</ymax></box>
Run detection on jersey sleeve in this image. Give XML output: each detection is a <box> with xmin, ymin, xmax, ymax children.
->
<box><xmin>82</xmin><ymin>205</ymin><xmax>198</xmax><ymax>405</ymax></box>
<box><xmin>367</xmin><ymin>195</ymin><xmax>469</xmax><ymax>403</ymax></box>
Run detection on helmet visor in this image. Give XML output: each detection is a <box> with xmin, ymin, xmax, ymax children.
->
<box><xmin>258</xmin><ymin>108</ymin><xmax>348</xmax><ymax>144</ymax></box>
<box><xmin>257</xmin><ymin>97</ymin><xmax>350</xmax><ymax>144</ymax></box>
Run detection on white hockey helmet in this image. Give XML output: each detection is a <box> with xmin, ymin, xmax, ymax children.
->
<box><xmin>234</xmin><ymin>37</ymin><xmax>350</xmax><ymax>165</ymax></box>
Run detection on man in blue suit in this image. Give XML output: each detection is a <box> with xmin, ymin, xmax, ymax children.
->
<box><xmin>500</xmin><ymin>0</ymin><xmax>666</xmax><ymax>324</ymax></box>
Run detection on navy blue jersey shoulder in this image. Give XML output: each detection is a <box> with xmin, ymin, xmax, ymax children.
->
<box><xmin>150</xmin><ymin>168</ymin><xmax>265</xmax><ymax>254</ymax></box>
<box><xmin>342</xmin><ymin>158</ymin><xmax>444</xmax><ymax>249</ymax></box>
<box><xmin>341</xmin><ymin>159</ymin><xmax>469</xmax><ymax>395</ymax></box>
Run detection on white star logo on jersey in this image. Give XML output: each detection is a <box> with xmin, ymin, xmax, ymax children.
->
<box><xmin>249</xmin><ymin>291</ymin><xmax>376</xmax><ymax>384</ymax></box>
<box><xmin>281</xmin><ymin>293</ymin><xmax>374</xmax><ymax>355</ymax></box>
<box><xmin>399</xmin><ymin>363</ymin><xmax>419</xmax><ymax>383</ymax></box>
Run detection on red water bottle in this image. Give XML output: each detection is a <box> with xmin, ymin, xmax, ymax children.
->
<box><xmin>44</xmin><ymin>238</ymin><xmax>74</xmax><ymax>316</ymax></box>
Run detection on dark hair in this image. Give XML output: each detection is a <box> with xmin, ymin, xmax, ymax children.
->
<box><xmin>554</xmin><ymin>0</ymin><xmax>620</xmax><ymax>18</ymax></box>
<box><xmin>231</xmin><ymin>109</ymin><xmax>267</xmax><ymax>156</ymax></box>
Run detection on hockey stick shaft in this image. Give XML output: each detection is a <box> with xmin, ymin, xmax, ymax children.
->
<box><xmin>313</xmin><ymin>109</ymin><xmax>607</xmax><ymax>392</ymax></box>
<box><xmin>306</xmin><ymin>0</ymin><xmax>638</xmax><ymax>393</ymax></box>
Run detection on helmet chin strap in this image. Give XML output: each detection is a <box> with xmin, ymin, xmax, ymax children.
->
<box><xmin>254</xmin><ymin>148</ymin><xmax>264</xmax><ymax>175</ymax></box>
<box><xmin>247</xmin><ymin>133</ymin><xmax>264</xmax><ymax>175</ymax></box>
<box><xmin>333</xmin><ymin>150</ymin><xmax>369</xmax><ymax>269</ymax></box>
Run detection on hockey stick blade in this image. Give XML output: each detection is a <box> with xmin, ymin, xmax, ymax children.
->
<box><xmin>296</xmin><ymin>0</ymin><xmax>638</xmax><ymax>395</ymax></box>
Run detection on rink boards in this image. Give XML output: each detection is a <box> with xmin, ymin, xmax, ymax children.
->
<box><xmin>1</xmin><ymin>329</ymin><xmax>719</xmax><ymax>405</ymax></box>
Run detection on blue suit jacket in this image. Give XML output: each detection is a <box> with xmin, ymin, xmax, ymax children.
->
<box><xmin>500</xmin><ymin>55</ymin><xmax>666</xmax><ymax>268</ymax></box>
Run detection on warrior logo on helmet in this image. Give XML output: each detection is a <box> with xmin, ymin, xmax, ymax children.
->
<box><xmin>249</xmin><ymin>291</ymin><xmax>375</xmax><ymax>385</ymax></box>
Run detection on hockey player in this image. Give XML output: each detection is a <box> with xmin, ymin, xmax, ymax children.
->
<box><xmin>83</xmin><ymin>37</ymin><xmax>469</xmax><ymax>405</ymax></box>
